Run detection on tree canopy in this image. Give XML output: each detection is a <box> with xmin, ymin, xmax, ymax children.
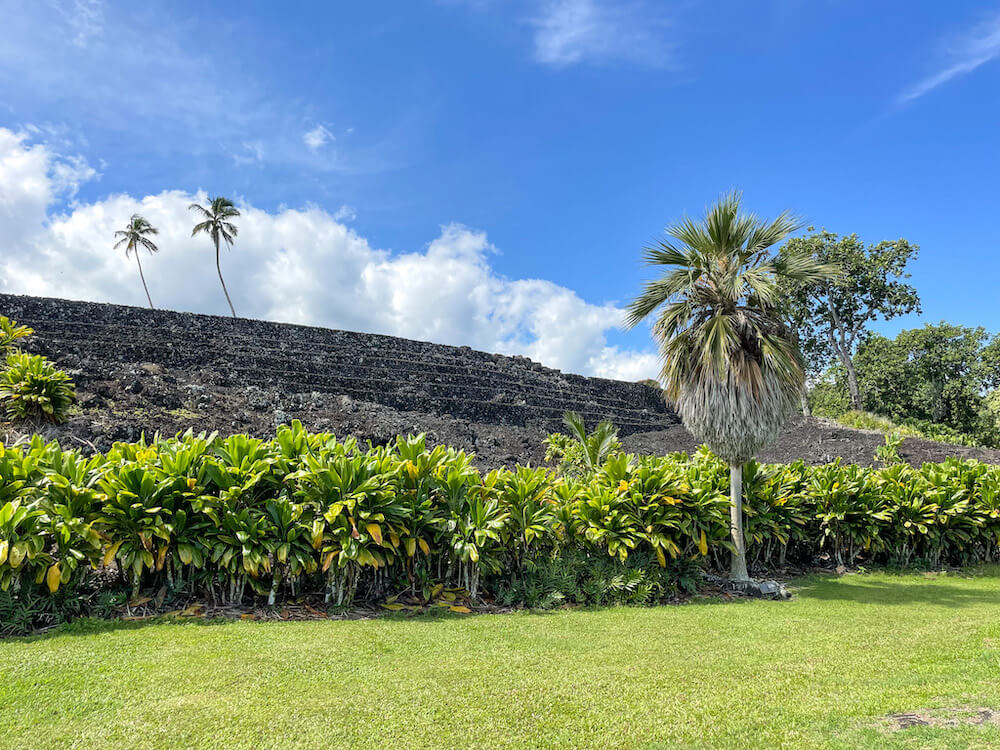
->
<box><xmin>781</xmin><ymin>231</ymin><xmax>920</xmax><ymax>409</ymax></box>
<box><xmin>811</xmin><ymin>322</ymin><xmax>1000</xmax><ymax>447</ymax></box>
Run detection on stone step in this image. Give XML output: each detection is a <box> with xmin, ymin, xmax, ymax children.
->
<box><xmin>225</xmin><ymin>368</ymin><xmax>666</xmax><ymax>420</ymax></box>
<box><xmin>35</xmin><ymin>332</ymin><xmax>665</xmax><ymax>416</ymax></box>
<box><xmin>26</xmin><ymin>316</ymin><xmax>647</xmax><ymax>393</ymax></box>
<box><xmin>33</xmin><ymin>320</ymin><xmax>602</xmax><ymax>385</ymax></box>
<box><xmin>275</xmin><ymin>386</ymin><xmax>668</xmax><ymax>432</ymax></box>
<box><xmin>0</xmin><ymin>293</ymin><xmax>677</xmax><ymax>434</ymax></box>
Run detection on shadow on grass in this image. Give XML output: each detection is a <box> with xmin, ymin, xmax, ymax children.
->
<box><xmin>7</xmin><ymin>615</ymin><xmax>235</xmax><ymax>644</ymax></box>
<box><xmin>792</xmin><ymin>574</ymin><xmax>1000</xmax><ymax>608</ymax></box>
<box><xmin>11</xmin><ymin>605</ymin><xmax>500</xmax><ymax>642</ymax></box>
<box><xmin>12</xmin><ymin>570</ymin><xmax>999</xmax><ymax>642</ymax></box>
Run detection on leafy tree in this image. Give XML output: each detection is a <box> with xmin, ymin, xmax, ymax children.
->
<box><xmin>854</xmin><ymin>323</ymin><xmax>1000</xmax><ymax>443</ymax></box>
<box><xmin>626</xmin><ymin>192</ymin><xmax>835</xmax><ymax>581</ymax></box>
<box><xmin>781</xmin><ymin>231</ymin><xmax>920</xmax><ymax>410</ymax></box>
<box><xmin>985</xmin><ymin>390</ymin><xmax>1000</xmax><ymax>438</ymax></box>
<box><xmin>189</xmin><ymin>196</ymin><xmax>241</xmax><ymax>317</ymax></box>
<box><xmin>113</xmin><ymin>214</ymin><xmax>159</xmax><ymax>309</ymax></box>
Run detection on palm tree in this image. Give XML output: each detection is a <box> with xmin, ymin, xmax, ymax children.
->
<box><xmin>189</xmin><ymin>196</ymin><xmax>240</xmax><ymax>317</ymax></box>
<box><xmin>626</xmin><ymin>192</ymin><xmax>836</xmax><ymax>581</ymax></box>
<box><xmin>113</xmin><ymin>214</ymin><xmax>159</xmax><ymax>309</ymax></box>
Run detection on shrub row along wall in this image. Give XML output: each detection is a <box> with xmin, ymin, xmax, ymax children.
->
<box><xmin>3</xmin><ymin>424</ymin><xmax>1000</xmax><ymax>629</ymax></box>
<box><xmin>0</xmin><ymin>294</ymin><xmax>674</xmax><ymax>435</ymax></box>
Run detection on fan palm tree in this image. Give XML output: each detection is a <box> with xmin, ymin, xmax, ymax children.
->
<box><xmin>189</xmin><ymin>196</ymin><xmax>240</xmax><ymax>317</ymax></box>
<box><xmin>113</xmin><ymin>214</ymin><xmax>159</xmax><ymax>309</ymax></box>
<box><xmin>626</xmin><ymin>192</ymin><xmax>836</xmax><ymax>581</ymax></box>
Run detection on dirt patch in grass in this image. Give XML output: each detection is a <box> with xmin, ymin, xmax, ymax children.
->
<box><xmin>884</xmin><ymin>707</ymin><xmax>1000</xmax><ymax>731</ymax></box>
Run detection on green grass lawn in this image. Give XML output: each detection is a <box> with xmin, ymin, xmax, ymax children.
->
<box><xmin>3</xmin><ymin>571</ymin><xmax>1000</xmax><ymax>750</ymax></box>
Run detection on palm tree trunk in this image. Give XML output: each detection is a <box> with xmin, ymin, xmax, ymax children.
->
<box><xmin>729</xmin><ymin>463</ymin><xmax>750</xmax><ymax>581</ymax></box>
<box><xmin>135</xmin><ymin>253</ymin><xmax>154</xmax><ymax>309</ymax></box>
<box><xmin>215</xmin><ymin>239</ymin><xmax>236</xmax><ymax>317</ymax></box>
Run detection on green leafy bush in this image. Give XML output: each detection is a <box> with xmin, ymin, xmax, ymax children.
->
<box><xmin>0</xmin><ymin>316</ymin><xmax>33</xmax><ymax>354</ymax></box>
<box><xmin>808</xmin><ymin>380</ymin><xmax>851</xmax><ymax>418</ymax></box>
<box><xmin>0</xmin><ymin>353</ymin><xmax>76</xmax><ymax>423</ymax></box>
<box><xmin>543</xmin><ymin>410</ymin><xmax>621</xmax><ymax>476</ymax></box>
<box><xmin>494</xmin><ymin>549</ymin><xmax>701</xmax><ymax>608</ymax></box>
<box><xmin>3</xmin><ymin>423</ymin><xmax>1000</xmax><ymax>633</ymax></box>
<box><xmin>834</xmin><ymin>410</ymin><xmax>982</xmax><ymax>447</ymax></box>
<box><xmin>874</xmin><ymin>432</ymin><xmax>904</xmax><ymax>466</ymax></box>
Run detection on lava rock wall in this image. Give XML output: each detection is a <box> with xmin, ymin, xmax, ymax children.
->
<box><xmin>1</xmin><ymin>294</ymin><xmax>675</xmax><ymax>435</ymax></box>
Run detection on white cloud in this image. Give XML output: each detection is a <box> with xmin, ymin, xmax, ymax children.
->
<box><xmin>304</xmin><ymin>125</ymin><xmax>334</xmax><ymax>151</ymax></box>
<box><xmin>333</xmin><ymin>204</ymin><xmax>357</xmax><ymax>222</ymax></box>
<box><xmin>0</xmin><ymin>129</ymin><xmax>97</xmax><ymax>250</ymax></box>
<box><xmin>0</xmin><ymin>128</ymin><xmax>657</xmax><ymax>380</ymax></box>
<box><xmin>55</xmin><ymin>0</ymin><xmax>106</xmax><ymax>46</ymax></box>
<box><xmin>232</xmin><ymin>140</ymin><xmax>265</xmax><ymax>167</ymax></box>
<box><xmin>898</xmin><ymin>10</ymin><xmax>1000</xmax><ymax>104</ymax></box>
<box><xmin>529</xmin><ymin>0</ymin><xmax>673</xmax><ymax>68</ymax></box>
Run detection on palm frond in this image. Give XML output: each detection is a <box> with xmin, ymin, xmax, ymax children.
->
<box><xmin>190</xmin><ymin>198</ymin><xmax>240</xmax><ymax>246</ymax></box>
<box><xmin>561</xmin><ymin>411</ymin><xmax>588</xmax><ymax>445</ymax></box>
<box><xmin>113</xmin><ymin>215</ymin><xmax>159</xmax><ymax>256</ymax></box>
<box><xmin>191</xmin><ymin>220</ymin><xmax>213</xmax><ymax>237</ymax></box>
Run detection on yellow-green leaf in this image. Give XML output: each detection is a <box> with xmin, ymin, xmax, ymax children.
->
<box><xmin>698</xmin><ymin>530</ymin><xmax>708</xmax><ymax>557</ymax></box>
<box><xmin>449</xmin><ymin>605</ymin><xmax>472</xmax><ymax>614</ymax></box>
<box><xmin>0</xmin><ymin>540</ymin><xmax>8</xmax><ymax>566</ymax></box>
<box><xmin>418</xmin><ymin>538</ymin><xmax>430</xmax><ymax>555</ymax></box>
<box><xmin>366</xmin><ymin>523</ymin><xmax>383</xmax><ymax>545</ymax></box>
<box><xmin>8</xmin><ymin>544</ymin><xmax>25</xmax><ymax>569</ymax></box>
<box><xmin>322</xmin><ymin>550</ymin><xmax>336</xmax><ymax>572</ymax></box>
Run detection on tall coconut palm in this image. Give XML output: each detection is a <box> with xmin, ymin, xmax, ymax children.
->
<box><xmin>626</xmin><ymin>192</ymin><xmax>836</xmax><ymax>581</ymax></box>
<box><xmin>189</xmin><ymin>196</ymin><xmax>240</xmax><ymax>317</ymax></box>
<box><xmin>113</xmin><ymin>214</ymin><xmax>159</xmax><ymax>309</ymax></box>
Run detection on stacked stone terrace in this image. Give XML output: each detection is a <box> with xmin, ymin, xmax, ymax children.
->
<box><xmin>1</xmin><ymin>294</ymin><xmax>677</xmax><ymax>435</ymax></box>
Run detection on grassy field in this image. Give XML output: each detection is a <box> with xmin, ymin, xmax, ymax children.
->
<box><xmin>2</xmin><ymin>571</ymin><xmax>1000</xmax><ymax>749</ymax></box>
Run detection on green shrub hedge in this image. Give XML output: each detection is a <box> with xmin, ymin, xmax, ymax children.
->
<box><xmin>2</xmin><ymin>422</ymin><xmax>1000</xmax><ymax>629</ymax></box>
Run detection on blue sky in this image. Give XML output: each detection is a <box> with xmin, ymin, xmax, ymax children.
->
<box><xmin>1</xmin><ymin>0</ymin><xmax>999</xmax><ymax>378</ymax></box>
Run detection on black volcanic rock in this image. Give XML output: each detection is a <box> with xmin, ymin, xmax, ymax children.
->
<box><xmin>2</xmin><ymin>294</ymin><xmax>997</xmax><ymax>468</ymax></box>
